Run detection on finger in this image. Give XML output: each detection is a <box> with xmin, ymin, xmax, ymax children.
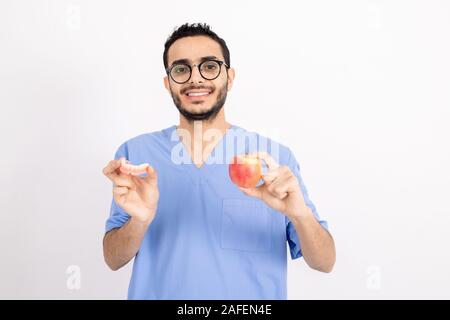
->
<box><xmin>119</xmin><ymin>166</ymin><xmax>131</xmax><ymax>175</ymax></box>
<box><xmin>238</xmin><ymin>186</ymin><xmax>262</xmax><ymax>199</ymax></box>
<box><xmin>264</xmin><ymin>165</ymin><xmax>293</xmax><ymax>183</ymax></box>
<box><xmin>143</xmin><ymin>165</ymin><xmax>158</xmax><ymax>185</ymax></box>
<box><xmin>113</xmin><ymin>186</ymin><xmax>129</xmax><ymax>197</ymax></box>
<box><xmin>111</xmin><ymin>169</ymin><xmax>135</xmax><ymax>189</ymax></box>
<box><xmin>266</xmin><ymin>175</ymin><xmax>291</xmax><ymax>199</ymax></box>
<box><xmin>103</xmin><ymin>158</ymin><xmax>136</xmax><ymax>189</ymax></box>
<box><xmin>268</xmin><ymin>172</ymin><xmax>300</xmax><ymax>199</ymax></box>
<box><xmin>268</xmin><ymin>187</ymin><xmax>288</xmax><ymax>199</ymax></box>
<box><xmin>262</xmin><ymin>168</ymin><xmax>282</xmax><ymax>184</ymax></box>
<box><xmin>103</xmin><ymin>159</ymin><xmax>122</xmax><ymax>181</ymax></box>
<box><xmin>247</xmin><ymin>151</ymin><xmax>279</xmax><ymax>170</ymax></box>
<box><xmin>113</xmin><ymin>175</ymin><xmax>135</xmax><ymax>188</ymax></box>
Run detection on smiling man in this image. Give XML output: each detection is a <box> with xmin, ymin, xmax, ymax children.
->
<box><xmin>102</xmin><ymin>23</ymin><xmax>335</xmax><ymax>299</ymax></box>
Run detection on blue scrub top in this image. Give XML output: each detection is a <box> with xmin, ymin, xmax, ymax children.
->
<box><xmin>105</xmin><ymin>124</ymin><xmax>328</xmax><ymax>299</ymax></box>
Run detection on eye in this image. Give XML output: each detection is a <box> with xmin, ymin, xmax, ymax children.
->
<box><xmin>204</xmin><ymin>63</ymin><xmax>217</xmax><ymax>70</ymax></box>
<box><xmin>173</xmin><ymin>65</ymin><xmax>188</xmax><ymax>74</ymax></box>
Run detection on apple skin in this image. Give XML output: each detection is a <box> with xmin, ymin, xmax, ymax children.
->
<box><xmin>229</xmin><ymin>155</ymin><xmax>262</xmax><ymax>188</ymax></box>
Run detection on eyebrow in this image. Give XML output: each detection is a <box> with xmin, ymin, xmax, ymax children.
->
<box><xmin>169</xmin><ymin>56</ymin><xmax>219</xmax><ymax>67</ymax></box>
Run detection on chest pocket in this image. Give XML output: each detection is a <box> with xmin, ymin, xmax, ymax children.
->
<box><xmin>221</xmin><ymin>198</ymin><xmax>272</xmax><ymax>252</ymax></box>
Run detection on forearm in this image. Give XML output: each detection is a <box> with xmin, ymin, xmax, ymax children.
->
<box><xmin>103</xmin><ymin>217</ymin><xmax>152</xmax><ymax>271</ymax></box>
<box><xmin>289</xmin><ymin>206</ymin><xmax>336</xmax><ymax>273</ymax></box>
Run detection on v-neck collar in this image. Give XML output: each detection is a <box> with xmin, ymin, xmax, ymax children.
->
<box><xmin>166</xmin><ymin>123</ymin><xmax>236</xmax><ymax>172</ymax></box>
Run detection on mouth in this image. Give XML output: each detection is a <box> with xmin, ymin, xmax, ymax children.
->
<box><xmin>184</xmin><ymin>89</ymin><xmax>213</xmax><ymax>100</ymax></box>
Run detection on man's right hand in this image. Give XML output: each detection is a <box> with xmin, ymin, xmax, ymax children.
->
<box><xmin>102</xmin><ymin>157</ymin><xmax>159</xmax><ymax>224</ymax></box>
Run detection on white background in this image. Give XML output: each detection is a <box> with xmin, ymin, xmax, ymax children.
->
<box><xmin>1</xmin><ymin>0</ymin><xmax>449</xmax><ymax>299</ymax></box>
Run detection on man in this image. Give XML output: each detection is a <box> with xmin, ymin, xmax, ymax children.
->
<box><xmin>102</xmin><ymin>23</ymin><xmax>335</xmax><ymax>299</ymax></box>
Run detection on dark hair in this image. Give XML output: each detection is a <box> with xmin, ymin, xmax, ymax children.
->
<box><xmin>163</xmin><ymin>23</ymin><xmax>230</xmax><ymax>70</ymax></box>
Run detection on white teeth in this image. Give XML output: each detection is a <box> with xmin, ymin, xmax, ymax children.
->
<box><xmin>187</xmin><ymin>92</ymin><xmax>210</xmax><ymax>97</ymax></box>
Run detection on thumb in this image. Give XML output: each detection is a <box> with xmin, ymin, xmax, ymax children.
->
<box><xmin>144</xmin><ymin>165</ymin><xmax>158</xmax><ymax>185</ymax></box>
<box><xmin>238</xmin><ymin>186</ymin><xmax>261</xmax><ymax>199</ymax></box>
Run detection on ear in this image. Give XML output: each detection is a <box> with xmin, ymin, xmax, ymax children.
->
<box><xmin>163</xmin><ymin>75</ymin><xmax>170</xmax><ymax>92</ymax></box>
<box><xmin>226</xmin><ymin>67</ymin><xmax>235</xmax><ymax>91</ymax></box>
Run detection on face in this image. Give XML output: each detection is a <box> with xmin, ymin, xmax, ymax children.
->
<box><xmin>164</xmin><ymin>36</ymin><xmax>235</xmax><ymax>122</ymax></box>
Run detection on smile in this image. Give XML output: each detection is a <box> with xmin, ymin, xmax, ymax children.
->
<box><xmin>184</xmin><ymin>90</ymin><xmax>212</xmax><ymax>99</ymax></box>
<box><xmin>185</xmin><ymin>90</ymin><xmax>211</xmax><ymax>96</ymax></box>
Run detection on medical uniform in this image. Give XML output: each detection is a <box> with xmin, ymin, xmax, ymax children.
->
<box><xmin>105</xmin><ymin>125</ymin><xmax>328</xmax><ymax>299</ymax></box>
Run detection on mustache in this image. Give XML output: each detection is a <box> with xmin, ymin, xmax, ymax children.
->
<box><xmin>181</xmin><ymin>85</ymin><xmax>215</xmax><ymax>95</ymax></box>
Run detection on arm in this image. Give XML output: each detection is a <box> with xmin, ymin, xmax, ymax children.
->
<box><xmin>102</xmin><ymin>157</ymin><xmax>159</xmax><ymax>271</ymax></box>
<box><xmin>103</xmin><ymin>216</ymin><xmax>152</xmax><ymax>271</ymax></box>
<box><xmin>287</xmin><ymin>201</ymin><xmax>335</xmax><ymax>273</ymax></box>
<box><xmin>239</xmin><ymin>152</ymin><xmax>336</xmax><ymax>273</ymax></box>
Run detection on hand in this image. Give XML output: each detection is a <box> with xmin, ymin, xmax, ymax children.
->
<box><xmin>103</xmin><ymin>157</ymin><xmax>159</xmax><ymax>224</ymax></box>
<box><xmin>238</xmin><ymin>152</ymin><xmax>309</xmax><ymax>219</ymax></box>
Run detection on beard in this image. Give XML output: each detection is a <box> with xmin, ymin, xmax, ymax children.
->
<box><xmin>170</xmin><ymin>82</ymin><xmax>228</xmax><ymax>122</ymax></box>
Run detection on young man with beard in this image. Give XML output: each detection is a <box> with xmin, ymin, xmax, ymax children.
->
<box><xmin>102</xmin><ymin>23</ymin><xmax>335</xmax><ymax>299</ymax></box>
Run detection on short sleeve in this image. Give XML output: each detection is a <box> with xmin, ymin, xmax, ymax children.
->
<box><xmin>285</xmin><ymin>149</ymin><xmax>329</xmax><ymax>260</ymax></box>
<box><xmin>105</xmin><ymin>143</ymin><xmax>131</xmax><ymax>233</ymax></box>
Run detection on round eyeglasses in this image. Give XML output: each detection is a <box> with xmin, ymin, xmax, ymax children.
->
<box><xmin>166</xmin><ymin>59</ymin><xmax>229</xmax><ymax>84</ymax></box>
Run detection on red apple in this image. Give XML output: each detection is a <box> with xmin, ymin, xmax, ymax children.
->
<box><xmin>229</xmin><ymin>155</ymin><xmax>262</xmax><ymax>188</ymax></box>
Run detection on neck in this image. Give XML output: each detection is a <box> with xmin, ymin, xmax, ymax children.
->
<box><xmin>176</xmin><ymin>108</ymin><xmax>231</xmax><ymax>167</ymax></box>
<box><xmin>178</xmin><ymin>108</ymin><xmax>230</xmax><ymax>134</ymax></box>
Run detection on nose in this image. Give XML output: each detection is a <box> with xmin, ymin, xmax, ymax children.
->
<box><xmin>189</xmin><ymin>65</ymin><xmax>204</xmax><ymax>84</ymax></box>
